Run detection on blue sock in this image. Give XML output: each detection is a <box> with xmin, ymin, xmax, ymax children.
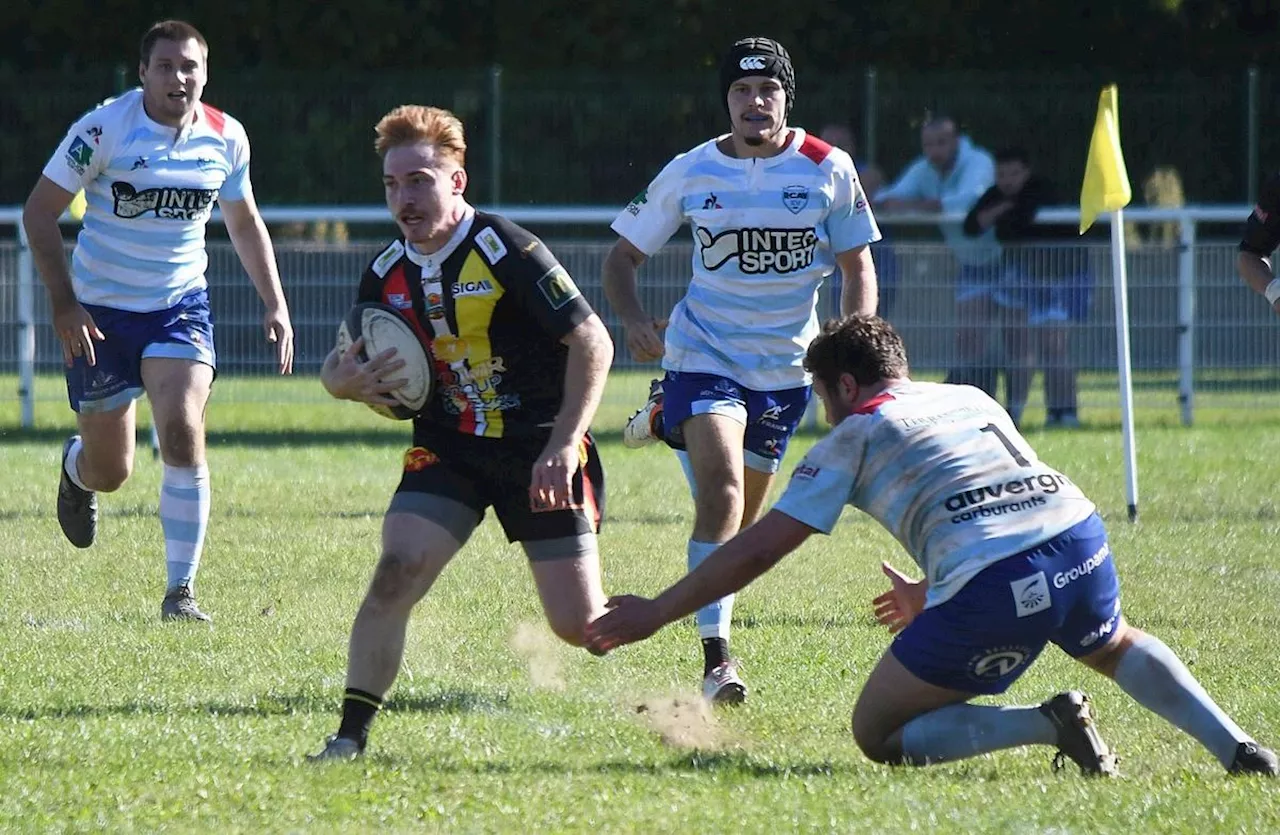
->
<box><xmin>1112</xmin><ymin>633</ymin><xmax>1250</xmax><ymax>768</ymax></box>
<box><xmin>160</xmin><ymin>464</ymin><xmax>210</xmax><ymax>592</ymax></box>
<box><xmin>688</xmin><ymin>539</ymin><xmax>732</xmax><ymax>639</ymax></box>
<box><xmin>900</xmin><ymin>703</ymin><xmax>1059</xmax><ymax>765</ymax></box>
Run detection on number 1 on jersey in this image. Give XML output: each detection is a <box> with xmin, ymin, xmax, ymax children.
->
<box><xmin>981</xmin><ymin>423</ymin><xmax>1031</xmax><ymax>467</ymax></box>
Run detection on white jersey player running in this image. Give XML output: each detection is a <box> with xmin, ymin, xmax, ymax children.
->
<box><xmin>22</xmin><ymin>20</ymin><xmax>294</xmax><ymax>622</ymax></box>
<box><xmin>602</xmin><ymin>36</ymin><xmax>880</xmax><ymax>703</ymax></box>
<box><xmin>589</xmin><ymin>315</ymin><xmax>1277</xmax><ymax>778</ymax></box>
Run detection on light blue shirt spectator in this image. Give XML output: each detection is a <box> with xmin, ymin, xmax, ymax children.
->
<box><xmin>878</xmin><ymin>127</ymin><xmax>998</xmax><ymax>266</ymax></box>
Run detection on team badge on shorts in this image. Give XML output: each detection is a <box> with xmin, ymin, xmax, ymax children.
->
<box><xmin>403</xmin><ymin>446</ymin><xmax>439</xmax><ymax>472</ymax></box>
<box><xmin>968</xmin><ymin>645</ymin><xmax>1032</xmax><ymax>682</ymax></box>
<box><xmin>1009</xmin><ymin>571</ymin><xmax>1052</xmax><ymax>617</ymax></box>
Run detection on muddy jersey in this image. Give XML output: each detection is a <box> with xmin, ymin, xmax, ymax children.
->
<box><xmin>774</xmin><ymin>381</ymin><xmax>1097</xmax><ymax>607</ymax></box>
<box><xmin>356</xmin><ymin>208</ymin><xmax>594</xmax><ymax>438</ymax></box>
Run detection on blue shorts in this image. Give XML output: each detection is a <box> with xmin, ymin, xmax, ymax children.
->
<box><xmin>955</xmin><ymin>262</ymin><xmax>1014</xmax><ymax>306</ymax></box>
<box><xmin>659</xmin><ymin>371</ymin><xmax>811</xmax><ymax>474</ymax></box>
<box><xmin>1022</xmin><ymin>272</ymin><xmax>1093</xmax><ymax>326</ymax></box>
<box><xmin>65</xmin><ymin>289</ymin><xmax>217</xmax><ymax>414</ymax></box>
<box><xmin>891</xmin><ymin>513</ymin><xmax>1121</xmax><ymax>695</ymax></box>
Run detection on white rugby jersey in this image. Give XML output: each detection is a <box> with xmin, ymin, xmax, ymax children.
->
<box><xmin>611</xmin><ymin>129</ymin><xmax>881</xmax><ymax>390</ymax></box>
<box><xmin>773</xmin><ymin>381</ymin><xmax>1097</xmax><ymax>606</ymax></box>
<box><xmin>41</xmin><ymin>88</ymin><xmax>252</xmax><ymax>312</ymax></box>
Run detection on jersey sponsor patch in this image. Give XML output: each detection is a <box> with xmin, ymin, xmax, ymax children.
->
<box><xmin>537</xmin><ymin>265</ymin><xmax>581</xmax><ymax>310</ymax></box>
<box><xmin>372</xmin><ymin>240</ymin><xmax>405</xmax><ymax>277</ymax></box>
<box><xmin>110</xmin><ymin>181</ymin><xmax>217</xmax><ymax>220</ymax></box>
<box><xmin>624</xmin><ymin>188</ymin><xmax>648</xmax><ymax>216</ymax></box>
<box><xmin>694</xmin><ymin>225</ymin><xmax>818</xmax><ymax>274</ymax></box>
<box><xmin>453</xmin><ymin>278</ymin><xmax>496</xmax><ymax>298</ymax></box>
<box><xmin>66</xmin><ymin>136</ymin><xmax>94</xmax><ymax>173</ymax></box>
<box><xmin>476</xmin><ymin>227</ymin><xmax>508</xmax><ymax>265</ymax></box>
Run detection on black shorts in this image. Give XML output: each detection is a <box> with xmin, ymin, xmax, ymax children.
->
<box><xmin>392</xmin><ymin>422</ymin><xmax>605</xmax><ymax>545</ymax></box>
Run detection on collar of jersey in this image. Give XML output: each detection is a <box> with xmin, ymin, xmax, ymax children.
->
<box><xmin>709</xmin><ymin>127</ymin><xmax>806</xmax><ymax>168</ymax></box>
<box><xmin>130</xmin><ymin>87</ymin><xmax>211</xmax><ymax>144</ymax></box>
<box><xmin>404</xmin><ymin>205</ymin><xmax>476</xmax><ymax>271</ymax></box>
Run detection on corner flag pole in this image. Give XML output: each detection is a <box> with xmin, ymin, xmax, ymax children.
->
<box><xmin>1109</xmin><ymin>208</ymin><xmax>1139</xmax><ymax>522</ymax></box>
<box><xmin>1080</xmin><ymin>85</ymin><xmax>1138</xmax><ymax>522</ymax></box>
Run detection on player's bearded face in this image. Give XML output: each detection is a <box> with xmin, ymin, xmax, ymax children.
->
<box><xmin>383</xmin><ymin>142</ymin><xmax>466</xmax><ymax>246</ymax></box>
<box><xmin>139</xmin><ymin>37</ymin><xmax>207</xmax><ymax>127</ymax></box>
<box><xmin>727</xmin><ymin>78</ymin><xmax>786</xmax><ymax>146</ymax></box>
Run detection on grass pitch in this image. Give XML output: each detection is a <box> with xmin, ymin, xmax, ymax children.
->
<box><xmin>0</xmin><ymin>371</ymin><xmax>1278</xmax><ymax>832</ymax></box>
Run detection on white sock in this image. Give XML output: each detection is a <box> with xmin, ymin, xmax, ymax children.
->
<box><xmin>64</xmin><ymin>437</ymin><xmax>90</xmax><ymax>492</ymax></box>
<box><xmin>901</xmin><ymin>703</ymin><xmax>1058</xmax><ymax>765</ymax></box>
<box><xmin>160</xmin><ymin>464</ymin><xmax>210</xmax><ymax>593</ymax></box>
<box><xmin>1113</xmin><ymin>633</ymin><xmax>1251</xmax><ymax>768</ymax></box>
<box><xmin>689</xmin><ymin>539</ymin><xmax>733</xmax><ymax>639</ymax></box>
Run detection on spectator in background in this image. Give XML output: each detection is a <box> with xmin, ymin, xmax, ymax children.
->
<box><xmin>818</xmin><ymin>122</ymin><xmax>897</xmax><ymax>318</ymax></box>
<box><xmin>877</xmin><ymin>116</ymin><xmax>998</xmax><ymax>394</ymax></box>
<box><xmin>964</xmin><ymin>148</ymin><xmax>1092</xmax><ymax>428</ymax></box>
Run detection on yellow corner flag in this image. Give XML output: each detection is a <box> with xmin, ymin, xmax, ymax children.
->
<box><xmin>1079</xmin><ymin>85</ymin><xmax>1132</xmax><ymax>234</ymax></box>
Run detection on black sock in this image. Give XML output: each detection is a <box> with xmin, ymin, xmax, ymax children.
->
<box><xmin>702</xmin><ymin>638</ymin><xmax>729</xmax><ymax>676</ymax></box>
<box><xmin>338</xmin><ymin>687</ymin><xmax>383</xmax><ymax>748</ymax></box>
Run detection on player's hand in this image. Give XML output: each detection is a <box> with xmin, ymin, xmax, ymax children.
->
<box><xmin>530</xmin><ymin>441</ymin><xmax>578</xmax><ymax>512</ymax></box>
<box><xmin>52</xmin><ymin>301</ymin><xmax>105</xmax><ymax>367</ymax></box>
<box><xmin>265</xmin><ymin>307</ymin><xmax>295</xmax><ymax>375</ymax></box>
<box><xmin>623</xmin><ymin>317</ymin><xmax>666</xmax><ymax>363</ymax></box>
<box><xmin>871</xmin><ymin>561</ymin><xmax>927</xmax><ymax>634</ymax></box>
<box><xmin>585</xmin><ymin>595</ymin><xmax>665</xmax><ymax>653</ymax></box>
<box><xmin>330</xmin><ymin>337</ymin><xmax>407</xmax><ymax>406</ymax></box>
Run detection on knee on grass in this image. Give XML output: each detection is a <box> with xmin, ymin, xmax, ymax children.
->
<box><xmin>851</xmin><ymin>713</ymin><xmax>906</xmax><ymax>766</ymax></box>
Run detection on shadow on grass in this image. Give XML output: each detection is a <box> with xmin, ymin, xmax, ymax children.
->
<box><xmin>362</xmin><ymin>751</ymin><xmax>844</xmax><ymax>779</ymax></box>
<box><xmin>0</xmin><ymin>425</ymin><xmax>630</xmax><ymax>448</ymax></box>
<box><xmin>0</xmin><ymin>688</ymin><xmax>510</xmax><ymax>721</ymax></box>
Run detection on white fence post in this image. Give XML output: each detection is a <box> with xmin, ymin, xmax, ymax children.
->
<box><xmin>16</xmin><ymin>220</ymin><xmax>35</xmax><ymax>429</ymax></box>
<box><xmin>1177</xmin><ymin>216</ymin><xmax>1196</xmax><ymax>427</ymax></box>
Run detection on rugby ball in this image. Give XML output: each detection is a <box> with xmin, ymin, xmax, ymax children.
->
<box><xmin>335</xmin><ymin>302</ymin><xmax>434</xmax><ymax>420</ymax></box>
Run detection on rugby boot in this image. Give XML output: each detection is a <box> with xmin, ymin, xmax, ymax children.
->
<box><xmin>1039</xmin><ymin>690</ymin><xmax>1119</xmax><ymax>776</ymax></box>
<box><xmin>57</xmin><ymin>435</ymin><xmax>97</xmax><ymax>548</ymax></box>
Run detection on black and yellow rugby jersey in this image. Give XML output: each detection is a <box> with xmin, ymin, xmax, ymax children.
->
<box><xmin>355</xmin><ymin>210</ymin><xmax>594</xmax><ymax>438</ymax></box>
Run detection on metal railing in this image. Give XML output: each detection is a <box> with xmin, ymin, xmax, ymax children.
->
<box><xmin>0</xmin><ymin>204</ymin><xmax>1268</xmax><ymax>429</ymax></box>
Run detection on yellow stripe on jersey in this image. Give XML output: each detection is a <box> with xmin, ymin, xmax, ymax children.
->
<box><xmin>452</xmin><ymin>251</ymin><xmax>507</xmax><ymax>438</ymax></box>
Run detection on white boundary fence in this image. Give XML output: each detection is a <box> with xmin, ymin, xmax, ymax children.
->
<box><xmin>0</xmin><ymin>204</ymin><xmax>1264</xmax><ymax>429</ymax></box>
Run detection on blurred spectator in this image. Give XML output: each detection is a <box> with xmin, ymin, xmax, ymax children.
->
<box><xmin>877</xmin><ymin>116</ymin><xmax>998</xmax><ymax>394</ymax></box>
<box><xmin>964</xmin><ymin>147</ymin><xmax>1093</xmax><ymax>428</ymax></box>
<box><xmin>818</xmin><ymin>122</ymin><xmax>897</xmax><ymax>317</ymax></box>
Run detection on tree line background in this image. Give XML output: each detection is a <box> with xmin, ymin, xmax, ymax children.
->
<box><xmin>1</xmin><ymin>1</ymin><xmax>1276</xmax><ymax>207</ymax></box>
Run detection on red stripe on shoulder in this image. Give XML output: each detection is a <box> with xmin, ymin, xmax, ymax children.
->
<box><xmin>201</xmin><ymin>103</ymin><xmax>227</xmax><ymax>136</ymax></box>
<box><xmin>852</xmin><ymin>392</ymin><xmax>895</xmax><ymax>415</ymax></box>
<box><xmin>798</xmin><ymin>134</ymin><xmax>833</xmax><ymax>166</ymax></box>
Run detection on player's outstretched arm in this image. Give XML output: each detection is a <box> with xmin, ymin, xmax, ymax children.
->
<box><xmin>586</xmin><ymin>510</ymin><xmax>815</xmax><ymax>652</ymax></box>
<box><xmin>531</xmin><ymin>314</ymin><xmax>614</xmax><ymax>510</ymax></box>
<box><xmin>836</xmin><ymin>245</ymin><xmax>878</xmax><ymax>317</ymax></box>
<box><xmin>222</xmin><ymin>194</ymin><xmax>295</xmax><ymax>373</ymax></box>
<box><xmin>23</xmin><ymin>176</ymin><xmax>104</xmax><ymax>366</ymax></box>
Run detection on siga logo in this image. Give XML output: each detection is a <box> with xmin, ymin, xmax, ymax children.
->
<box><xmin>739</xmin><ymin>56</ymin><xmax>767</xmax><ymax>70</ymax></box>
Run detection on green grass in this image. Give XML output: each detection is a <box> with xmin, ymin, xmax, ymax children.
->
<box><xmin>1</xmin><ymin>371</ymin><xmax>1279</xmax><ymax>832</ymax></box>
